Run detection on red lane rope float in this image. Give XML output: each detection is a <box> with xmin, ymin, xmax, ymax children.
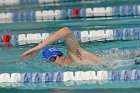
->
<box><xmin>2</xmin><ymin>34</ymin><xmax>11</xmax><ymax>48</ymax></box>
<box><xmin>73</xmin><ymin>8</ymin><xmax>80</xmax><ymax>17</ymax></box>
<box><xmin>3</xmin><ymin>34</ymin><xmax>11</xmax><ymax>42</ymax></box>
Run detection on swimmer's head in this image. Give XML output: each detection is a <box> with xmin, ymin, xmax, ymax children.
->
<box><xmin>42</xmin><ymin>48</ymin><xmax>63</xmax><ymax>63</ymax></box>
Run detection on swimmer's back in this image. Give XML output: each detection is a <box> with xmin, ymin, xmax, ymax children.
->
<box><xmin>67</xmin><ymin>48</ymin><xmax>101</xmax><ymax>64</ymax></box>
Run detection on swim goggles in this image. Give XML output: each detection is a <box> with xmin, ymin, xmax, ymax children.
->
<box><xmin>47</xmin><ymin>56</ymin><xmax>57</xmax><ymax>63</ymax></box>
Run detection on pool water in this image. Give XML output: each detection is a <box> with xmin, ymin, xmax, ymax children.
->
<box><xmin>1</xmin><ymin>40</ymin><xmax>140</xmax><ymax>73</ymax></box>
<box><xmin>0</xmin><ymin>0</ymin><xmax>140</xmax><ymax>92</ymax></box>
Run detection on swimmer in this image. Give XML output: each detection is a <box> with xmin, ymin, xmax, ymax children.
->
<box><xmin>20</xmin><ymin>27</ymin><xmax>102</xmax><ymax>66</ymax></box>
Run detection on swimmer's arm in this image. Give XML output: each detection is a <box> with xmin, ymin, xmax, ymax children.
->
<box><xmin>36</xmin><ymin>27</ymin><xmax>81</xmax><ymax>52</ymax></box>
<box><xmin>63</xmin><ymin>28</ymin><xmax>81</xmax><ymax>53</ymax></box>
<box><xmin>20</xmin><ymin>27</ymin><xmax>80</xmax><ymax>61</ymax></box>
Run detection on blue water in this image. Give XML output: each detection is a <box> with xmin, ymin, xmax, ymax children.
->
<box><xmin>0</xmin><ymin>0</ymin><xmax>140</xmax><ymax>92</ymax></box>
<box><xmin>0</xmin><ymin>40</ymin><xmax>140</xmax><ymax>72</ymax></box>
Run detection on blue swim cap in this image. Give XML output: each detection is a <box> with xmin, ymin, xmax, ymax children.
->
<box><xmin>42</xmin><ymin>48</ymin><xmax>63</xmax><ymax>60</ymax></box>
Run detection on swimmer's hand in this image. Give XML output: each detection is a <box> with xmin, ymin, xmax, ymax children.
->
<box><xmin>19</xmin><ymin>47</ymin><xmax>40</xmax><ymax>61</ymax></box>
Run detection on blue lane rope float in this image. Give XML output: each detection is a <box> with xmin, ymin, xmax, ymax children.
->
<box><xmin>67</xmin><ymin>9</ymin><xmax>73</xmax><ymax>18</ymax></box>
<box><xmin>0</xmin><ymin>28</ymin><xmax>140</xmax><ymax>46</ymax></box>
<box><xmin>10</xmin><ymin>35</ymin><xmax>18</xmax><ymax>46</ymax></box>
<box><xmin>60</xmin><ymin>9</ymin><xmax>67</xmax><ymax>19</ymax></box>
<box><xmin>0</xmin><ymin>70</ymin><xmax>140</xmax><ymax>83</ymax></box>
<box><xmin>12</xmin><ymin>12</ymin><xmax>19</xmax><ymax>22</ymax></box>
<box><xmin>0</xmin><ymin>0</ymin><xmax>92</xmax><ymax>6</ymax></box>
<box><xmin>0</xmin><ymin>35</ymin><xmax>3</xmax><ymax>46</ymax></box>
<box><xmin>0</xmin><ymin>5</ymin><xmax>139</xmax><ymax>23</ymax></box>
<box><xmin>30</xmin><ymin>11</ymin><xmax>36</xmax><ymax>22</ymax></box>
<box><xmin>80</xmin><ymin>8</ymin><xmax>86</xmax><ymax>18</ymax></box>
